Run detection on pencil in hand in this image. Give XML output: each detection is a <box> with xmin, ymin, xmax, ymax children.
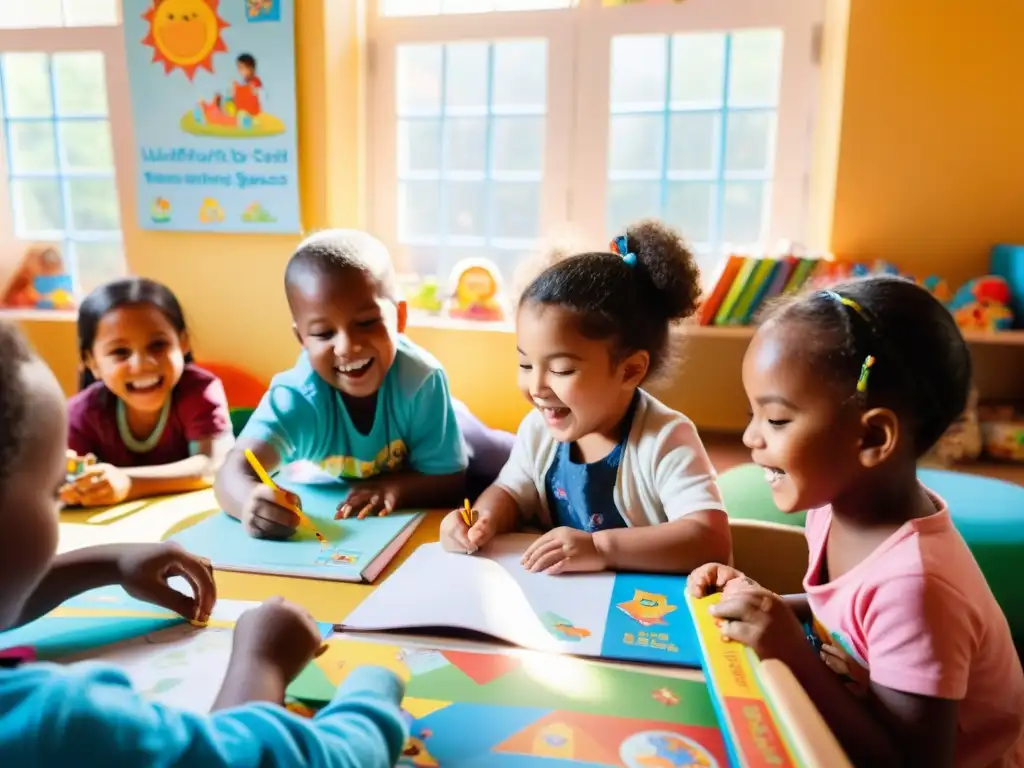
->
<box><xmin>244</xmin><ymin>448</ymin><xmax>330</xmax><ymax>544</ymax></box>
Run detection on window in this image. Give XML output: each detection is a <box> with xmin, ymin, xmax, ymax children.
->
<box><xmin>371</xmin><ymin>0</ymin><xmax>822</xmax><ymax>292</ymax></box>
<box><xmin>0</xmin><ymin>0</ymin><xmax>127</xmax><ymax>299</ymax></box>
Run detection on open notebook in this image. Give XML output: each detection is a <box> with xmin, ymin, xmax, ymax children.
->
<box><xmin>339</xmin><ymin>533</ymin><xmax>702</xmax><ymax>668</ymax></box>
<box><xmin>171</xmin><ymin>481</ymin><xmax>424</xmax><ymax>584</ymax></box>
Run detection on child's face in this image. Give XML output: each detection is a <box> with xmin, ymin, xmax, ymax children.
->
<box><xmin>237</xmin><ymin>62</ymin><xmax>253</xmax><ymax>80</ymax></box>
<box><xmin>0</xmin><ymin>361</ymin><xmax>66</xmax><ymax>630</ymax></box>
<box><xmin>289</xmin><ymin>267</ymin><xmax>406</xmax><ymax>400</ymax></box>
<box><xmin>741</xmin><ymin>321</ymin><xmax>866</xmax><ymax>513</ymax></box>
<box><xmin>516</xmin><ymin>302</ymin><xmax>643</xmax><ymax>444</ymax></box>
<box><xmin>85</xmin><ymin>304</ymin><xmax>189</xmax><ymax>414</ymax></box>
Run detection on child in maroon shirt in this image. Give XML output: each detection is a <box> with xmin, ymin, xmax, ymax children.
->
<box><xmin>62</xmin><ymin>279</ymin><xmax>233</xmax><ymax>507</ymax></box>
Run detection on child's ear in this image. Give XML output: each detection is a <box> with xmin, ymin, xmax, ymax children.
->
<box><xmin>621</xmin><ymin>350</ymin><xmax>649</xmax><ymax>387</ymax></box>
<box><xmin>291</xmin><ymin>322</ymin><xmax>303</xmax><ymax>345</ymax></box>
<box><xmin>858</xmin><ymin>407</ymin><xmax>899</xmax><ymax>467</ymax></box>
<box><xmin>179</xmin><ymin>330</ymin><xmax>191</xmax><ymax>357</ymax></box>
<box><xmin>395</xmin><ymin>300</ymin><xmax>408</xmax><ymax>334</ymax></box>
<box><xmin>83</xmin><ymin>351</ymin><xmax>100</xmax><ymax>381</ymax></box>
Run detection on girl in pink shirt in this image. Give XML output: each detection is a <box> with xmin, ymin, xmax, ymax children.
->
<box><xmin>62</xmin><ymin>279</ymin><xmax>234</xmax><ymax>507</ymax></box>
<box><xmin>690</xmin><ymin>275</ymin><xmax>1024</xmax><ymax>767</ymax></box>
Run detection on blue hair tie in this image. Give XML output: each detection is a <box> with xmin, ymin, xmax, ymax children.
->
<box><xmin>610</xmin><ymin>235</ymin><xmax>636</xmax><ymax>267</ymax></box>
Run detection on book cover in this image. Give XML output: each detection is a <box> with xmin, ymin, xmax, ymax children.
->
<box><xmin>698</xmin><ymin>253</ymin><xmax>744</xmax><ymax>325</ymax></box>
<box><xmin>339</xmin><ymin>534</ymin><xmax>702</xmax><ymax>668</ymax></box>
<box><xmin>713</xmin><ymin>257</ymin><xmax>758</xmax><ymax>326</ymax></box>
<box><xmin>170</xmin><ymin>481</ymin><xmax>424</xmax><ymax>584</ymax></box>
<box><xmin>728</xmin><ymin>258</ymin><xmax>778</xmax><ymax>325</ymax></box>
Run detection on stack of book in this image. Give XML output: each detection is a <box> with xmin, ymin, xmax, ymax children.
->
<box><xmin>698</xmin><ymin>248</ymin><xmax>899</xmax><ymax>326</ymax></box>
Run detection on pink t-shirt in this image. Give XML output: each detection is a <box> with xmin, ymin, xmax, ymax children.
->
<box><xmin>67</xmin><ymin>365</ymin><xmax>231</xmax><ymax>468</ymax></box>
<box><xmin>804</xmin><ymin>491</ymin><xmax>1024</xmax><ymax>768</ymax></box>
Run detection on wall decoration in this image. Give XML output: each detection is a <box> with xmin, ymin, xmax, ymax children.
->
<box><xmin>1</xmin><ymin>245</ymin><xmax>76</xmax><ymax>310</ymax></box>
<box><xmin>123</xmin><ymin>1</ymin><xmax>300</xmax><ymax>233</ymax></box>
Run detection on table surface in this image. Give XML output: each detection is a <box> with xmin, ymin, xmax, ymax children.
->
<box><xmin>59</xmin><ymin>489</ymin><xmax>852</xmax><ymax>767</ymax></box>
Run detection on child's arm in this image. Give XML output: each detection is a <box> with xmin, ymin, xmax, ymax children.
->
<box><xmin>4</xmin><ymin>543</ymin><xmax>216</xmax><ymax>631</ymax></box>
<box><xmin>594</xmin><ymin>511</ymin><xmax>730</xmax><ymax>573</ymax></box>
<box><xmin>119</xmin><ymin>434</ymin><xmax>234</xmax><ymax>496</ymax></box>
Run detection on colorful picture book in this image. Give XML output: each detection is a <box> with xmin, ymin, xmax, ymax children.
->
<box><xmin>170</xmin><ymin>481</ymin><xmax>425</xmax><ymax>583</ymax></box>
<box><xmin>0</xmin><ymin>584</ymin><xmax>331</xmax><ymax>715</ymax></box>
<box><xmin>685</xmin><ymin>592</ymin><xmax>806</xmax><ymax>768</ymax></box>
<box><xmin>289</xmin><ymin>634</ymin><xmax>730</xmax><ymax>767</ymax></box>
<box><xmin>698</xmin><ymin>251</ymin><xmax>901</xmax><ymax>326</ymax></box>
<box><xmin>339</xmin><ymin>534</ymin><xmax>702</xmax><ymax>668</ymax></box>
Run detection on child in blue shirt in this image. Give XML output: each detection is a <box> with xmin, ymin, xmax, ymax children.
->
<box><xmin>215</xmin><ymin>230</ymin><xmax>468</xmax><ymax>537</ymax></box>
<box><xmin>0</xmin><ymin>319</ymin><xmax>407</xmax><ymax>767</ymax></box>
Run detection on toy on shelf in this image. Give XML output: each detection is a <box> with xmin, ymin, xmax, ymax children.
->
<box><xmin>444</xmin><ymin>259</ymin><xmax>507</xmax><ymax>323</ymax></box>
<box><xmin>917</xmin><ymin>275</ymin><xmax>952</xmax><ymax>304</ymax></box>
<box><xmin>947</xmin><ymin>276</ymin><xmax>1014</xmax><ymax>332</ymax></box>
<box><xmin>407</xmin><ymin>278</ymin><xmax>443</xmax><ymax>315</ymax></box>
<box><xmin>1</xmin><ymin>245</ymin><xmax>76</xmax><ymax>310</ymax></box>
<box><xmin>978</xmin><ymin>403</ymin><xmax>1024</xmax><ymax>463</ymax></box>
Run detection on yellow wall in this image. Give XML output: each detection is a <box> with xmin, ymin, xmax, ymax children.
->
<box><xmin>14</xmin><ymin>0</ymin><xmax>1024</xmax><ymax>432</ymax></box>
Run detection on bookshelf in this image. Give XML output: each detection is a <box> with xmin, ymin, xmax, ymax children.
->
<box><xmin>681</xmin><ymin>325</ymin><xmax>1024</xmax><ymax>347</ymax></box>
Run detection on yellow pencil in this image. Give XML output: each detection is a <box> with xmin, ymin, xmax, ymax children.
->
<box><xmin>244</xmin><ymin>448</ymin><xmax>329</xmax><ymax>544</ymax></box>
<box><xmin>462</xmin><ymin>498</ymin><xmax>477</xmax><ymax>527</ymax></box>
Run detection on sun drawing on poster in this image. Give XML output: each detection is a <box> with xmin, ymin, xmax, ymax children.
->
<box><xmin>142</xmin><ymin>0</ymin><xmax>230</xmax><ymax>81</ymax></box>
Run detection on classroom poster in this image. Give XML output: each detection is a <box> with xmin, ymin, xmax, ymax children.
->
<box><xmin>122</xmin><ymin>0</ymin><xmax>300</xmax><ymax>233</ymax></box>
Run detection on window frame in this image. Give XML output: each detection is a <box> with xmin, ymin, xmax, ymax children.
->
<box><xmin>0</xmin><ymin>19</ymin><xmax>132</xmax><ymax>295</ymax></box>
<box><xmin>367</xmin><ymin>0</ymin><xmax>824</xmax><ymax>283</ymax></box>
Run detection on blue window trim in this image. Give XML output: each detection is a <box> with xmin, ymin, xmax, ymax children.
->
<box><xmin>0</xmin><ymin>52</ymin><xmax>122</xmax><ymax>294</ymax></box>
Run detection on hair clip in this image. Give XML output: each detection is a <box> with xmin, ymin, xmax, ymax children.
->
<box><xmin>857</xmin><ymin>355</ymin><xmax>875</xmax><ymax>393</ymax></box>
<box><xmin>822</xmin><ymin>289</ymin><xmax>866</xmax><ymax>317</ymax></box>
<box><xmin>610</xmin><ymin>235</ymin><xmax>637</xmax><ymax>267</ymax></box>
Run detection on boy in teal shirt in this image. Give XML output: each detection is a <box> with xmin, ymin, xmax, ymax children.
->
<box><xmin>216</xmin><ymin>230</ymin><xmax>467</xmax><ymax>537</ymax></box>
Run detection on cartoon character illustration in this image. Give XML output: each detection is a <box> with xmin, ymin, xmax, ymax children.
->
<box><xmin>241</xmin><ymin>202</ymin><xmax>276</xmax><ymax>223</ymax></box>
<box><xmin>621</xmin><ymin>731</ymin><xmax>718</xmax><ymax>768</ymax></box>
<box><xmin>141</xmin><ymin>0</ymin><xmax>229</xmax><ymax>81</ymax></box>
<box><xmin>199</xmin><ymin>198</ymin><xmax>225</xmax><ymax>223</ymax></box>
<box><xmin>445</xmin><ymin>259</ymin><xmax>507</xmax><ymax>322</ymax></box>
<box><xmin>540</xmin><ymin>611</ymin><xmax>592</xmax><ymax>642</ymax></box>
<box><xmin>1</xmin><ymin>245</ymin><xmax>75</xmax><ymax>310</ymax></box>
<box><xmin>150</xmin><ymin>197</ymin><xmax>172</xmax><ymax>223</ymax></box>
<box><xmin>617</xmin><ymin>590</ymin><xmax>678</xmax><ymax>626</ymax></box>
<box><xmin>246</xmin><ymin>0</ymin><xmax>280</xmax><ymax>20</ymax></box>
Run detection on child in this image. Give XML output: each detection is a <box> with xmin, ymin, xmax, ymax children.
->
<box><xmin>0</xmin><ymin>320</ymin><xmax>407</xmax><ymax>766</ymax></box>
<box><xmin>215</xmin><ymin>230</ymin><xmax>468</xmax><ymax>538</ymax></box>
<box><xmin>62</xmin><ymin>278</ymin><xmax>234</xmax><ymax>508</ymax></box>
<box><xmin>233</xmin><ymin>53</ymin><xmax>263</xmax><ymax>116</ymax></box>
<box><xmin>440</xmin><ymin>219</ymin><xmax>731</xmax><ymax>574</ymax></box>
<box><xmin>688</xmin><ymin>276</ymin><xmax>1024</xmax><ymax>767</ymax></box>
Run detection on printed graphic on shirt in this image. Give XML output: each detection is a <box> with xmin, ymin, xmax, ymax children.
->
<box><xmin>810</xmin><ymin>616</ymin><xmax>869</xmax><ymax>696</ymax></box>
<box><xmin>317</xmin><ymin>439</ymin><xmax>407</xmax><ymax>479</ymax></box>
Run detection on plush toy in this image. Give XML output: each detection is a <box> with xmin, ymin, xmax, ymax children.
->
<box><xmin>444</xmin><ymin>259</ymin><xmax>507</xmax><ymax>323</ymax></box>
<box><xmin>1</xmin><ymin>245</ymin><xmax>76</xmax><ymax>310</ymax></box>
<box><xmin>947</xmin><ymin>276</ymin><xmax>1014</xmax><ymax>331</ymax></box>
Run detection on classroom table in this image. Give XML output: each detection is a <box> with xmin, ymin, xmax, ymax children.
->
<box><xmin>59</xmin><ymin>489</ymin><xmax>853</xmax><ymax>767</ymax></box>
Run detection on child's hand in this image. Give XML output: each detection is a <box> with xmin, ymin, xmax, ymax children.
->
<box><xmin>521</xmin><ymin>527</ymin><xmax>605</xmax><ymax>574</ymax></box>
<box><xmin>66</xmin><ymin>463</ymin><xmax>131</xmax><ymax>507</ymax></box>
<box><xmin>231</xmin><ymin>596</ymin><xmax>325</xmax><ymax>684</ymax></box>
<box><xmin>439</xmin><ymin>506</ymin><xmax>498</xmax><ymax>554</ymax></box>
<box><xmin>117</xmin><ymin>541</ymin><xmax>217</xmax><ymax>624</ymax></box>
<box><xmin>336</xmin><ymin>482</ymin><xmax>397</xmax><ymax>520</ymax></box>
<box><xmin>242</xmin><ymin>483</ymin><xmax>302</xmax><ymax>539</ymax></box>
<box><xmin>709</xmin><ymin>586</ymin><xmax>808</xmax><ymax>665</ymax></box>
<box><xmin>687</xmin><ymin>562</ymin><xmax>760</xmax><ymax>597</ymax></box>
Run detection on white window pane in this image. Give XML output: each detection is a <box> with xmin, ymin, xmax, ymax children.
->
<box><xmin>667</xmin><ymin>113</ymin><xmax>719</xmax><ymax>174</ymax></box>
<box><xmin>68</xmin><ymin>178</ymin><xmax>120</xmax><ymax>231</ymax></box>
<box><xmin>383</xmin><ymin>0</ymin><xmax>441</xmax><ymax>16</ymax></box>
<box><xmin>609</xmin><ymin>115</ymin><xmax>662</xmax><ymax>172</ymax></box>
<box><xmin>670</xmin><ymin>33</ymin><xmax>726</xmax><ymax>107</ymax></box>
<box><xmin>492</xmin><ymin>182</ymin><xmax>540</xmax><ymax>239</ymax></box>
<box><xmin>399</xmin><ymin>181</ymin><xmax>441</xmax><ymax>239</ymax></box>
<box><xmin>7</xmin><ymin>122</ymin><xmax>57</xmax><ymax>173</ymax></box>
<box><xmin>725</xmin><ymin>111</ymin><xmax>775</xmax><ymax>173</ymax></box>
<box><xmin>63</xmin><ymin>0</ymin><xmax>118</xmax><ymax>25</ymax></box>
<box><xmin>444</xmin><ymin>117</ymin><xmax>487</xmax><ymax>173</ymax></box>
<box><xmin>441</xmin><ymin>0</ymin><xmax>487</xmax><ymax>12</ymax></box>
<box><xmin>721</xmin><ymin>182</ymin><xmax>767</xmax><ymax>244</ymax></box>
<box><xmin>447</xmin><ymin>181</ymin><xmax>487</xmax><ymax>236</ymax></box>
<box><xmin>54</xmin><ymin>53</ymin><xmax>107</xmax><ymax>116</ymax></box>
<box><xmin>60</xmin><ymin>120</ymin><xmax>115</xmax><ymax>172</ymax></box>
<box><xmin>491</xmin><ymin>247</ymin><xmax>528</xmax><ymax>285</ymax></box>
<box><xmin>492</xmin><ymin>40</ymin><xmax>547</xmax><ymax>109</ymax></box>
<box><xmin>728</xmin><ymin>30</ymin><xmax>783</xmax><ymax>107</ymax></box>
<box><xmin>397</xmin><ymin>45</ymin><xmax>442</xmax><ymax>115</ymax></box>
<box><xmin>493</xmin><ymin>0</ymin><xmax>571</xmax><ymax>9</ymax></box>
<box><xmin>401</xmin><ymin>245</ymin><xmax>442</xmax><ymax>278</ymax></box>
<box><xmin>665</xmin><ymin>182</ymin><xmax>714</xmax><ymax>244</ymax></box>
<box><xmin>398</xmin><ymin>119</ymin><xmax>441</xmax><ymax>174</ymax></box>
<box><xmin>611</xmin><ymin>35</ymin><xmax>667</xmax><ymax>108</ymax></box>
<box><xmin>73</xmin><ymin>240</ymin><xmax>125</xmax><ymax>296</ymax></box>
<box><xmin>444</xmin><ymin>44</ymin><xmax>488</xmax><ymax>108</ymax></box>
<box><xmin>607</xmin><ymin>181</ymin><xmax>659</xmax><ymax>235</ymax></box>
<box><xmin>0</xmin><ymin>0</ymin><xmax>62</xmax><ymax>28</ymax></box>
<box><xmin>493</xmin><ymin>116</ymin><xmax>543</xmax><ymax>173</ymax></box>
<box><xmin>12</xmin><ymin>179</ymin><xmax>63</xmax><ymax>232</ymax></box>
<box><xmin>1</xmin><ymin>54</ymin><xmax>53</xmax><ymax>118</ymax></box>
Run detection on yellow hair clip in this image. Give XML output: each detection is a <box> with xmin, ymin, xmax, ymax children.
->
<box><xmin>857</xmin><ymin>355</ymin><xmax>875</xmax><ymax>393</ymax></box>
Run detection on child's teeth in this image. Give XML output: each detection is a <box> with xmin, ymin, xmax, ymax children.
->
<box><xmin>132</xmin><ymin>377</ymin><xmax>159</xmax><ymax>388</ymax></box>
<box><xmin>339</xmin><ymin>358</ymin><xmax>370</xmax><ymax>372</ymax></box>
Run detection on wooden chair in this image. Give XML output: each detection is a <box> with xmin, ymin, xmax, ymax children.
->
<box><xmin>729</xmin><ymin>518</ymin><xmax>809</xmax><ymax>596</ymax></box>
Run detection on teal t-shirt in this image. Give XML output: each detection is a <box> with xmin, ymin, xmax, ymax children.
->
<box><xmin>242</xmin><ymin>336</ymin><xmax>467</xmax><ymax>479</ymax></box>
